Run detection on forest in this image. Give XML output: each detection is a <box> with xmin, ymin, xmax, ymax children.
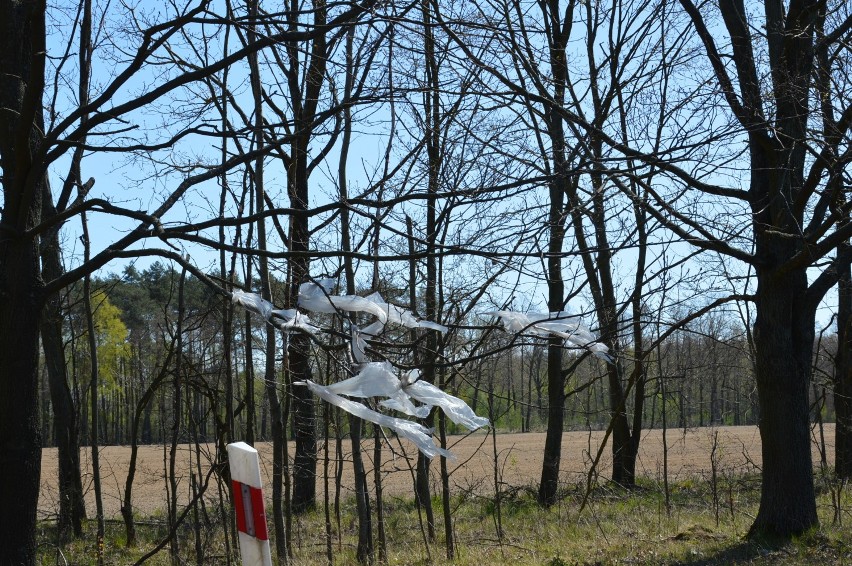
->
<box><xmin>1</xmin><ymin>0</ymin><xmax>852</xmax><ymax>564</ymax></box>
<box><xmin>51</xmin><ymin>264</ymin><xmax>775</xmax><ymax>449</ymax></box>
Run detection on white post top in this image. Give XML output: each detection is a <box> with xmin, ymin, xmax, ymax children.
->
<box><xmin>227</xmin><ymin>442</ymin><xmax>263</xmax><ymax>487</ymax></box>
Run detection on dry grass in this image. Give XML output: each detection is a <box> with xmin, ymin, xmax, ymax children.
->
<box><xmin>37</xmin><ymin>424</ymin><xmax>850</xmax><ymax>565</ymax></box>
<box><xmin>40</xmin><ymin>425</ymin><xmax>813</xmax><ymax>520</ymax></box>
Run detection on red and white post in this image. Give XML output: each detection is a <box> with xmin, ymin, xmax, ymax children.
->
<box><xmin>227</xmin><ymin>442</ymin><xmax>272</xmax><ymax>566</ymax></box>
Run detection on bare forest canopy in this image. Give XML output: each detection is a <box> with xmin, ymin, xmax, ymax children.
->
<box><xmin>1</xmin><ymin>0</ymin><xmax>851</xmax><ymax>563</ymax></box>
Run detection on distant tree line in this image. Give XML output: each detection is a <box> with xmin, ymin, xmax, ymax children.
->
<box><xmin>37</xmin><ymin>262</ymin><xmax>836</xmax><ymax>452</ymax></box>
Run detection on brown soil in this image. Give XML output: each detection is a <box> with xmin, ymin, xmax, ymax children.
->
<box><xmin>38</xmin><ymin>424</ymin><xmax>835</xmax><ymax>521</ymax></box>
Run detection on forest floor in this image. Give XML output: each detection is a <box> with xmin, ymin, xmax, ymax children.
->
<box><xmin>37</xmin><ymin>424</ymin><xmax>852</xmax><ymax>565</ymax></box>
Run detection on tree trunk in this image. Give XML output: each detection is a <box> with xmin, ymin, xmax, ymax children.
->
<box><xmin>702</xmin><ymin>0</ymin><xmax>821</xmax><ymax>538</ymax></box>
<box><xmin>40</xmin><ymin>222</ymin><xmax>85</xmax><ymax>539</ymax></box>
<box><xmin>535</xmin><ymin>0</ymin><xmax>575</xmax><ymax>506</ymax></box>
<box><xmin>538</xmin><ymin>114</ymin><xmax>567</xmax><ymax>506</ymax></box>
<box><xmin>350</xmin><ymin>416</ymin><xmax>373</xmax><ymax>563</ymax></box>
<box><xmin>415</xmin><ymin>447</ymin><xmax>436</xmax><ymax>540</ymax></box>
<box><xmin>266</xmin><ymin>356</ymin><xmax>288</xmax><ymax>562</ymax></box>
<box><xmin>289</xmin><ymin>164</ymin><xmax>316</xmax><ymax>513</ymax></box>
<box><xmin>538</xmin><ymin>337</ymin><xmax>564</xmax><ymax>506</ymax></box>
<box><xmin>82</xmin><ymin>209</ymin><xmax>105</xmax><ymax>564</ymax></box>
<box><xmin>0</xmin><ymin>1</ymin><xmax>47</xmax><ymax>561</ymax></box>
<box><xmin>283</xmin><ymin>0</ymin><xmax>333</xmax><ymax>513</ymax></box>
<box><xmin>0</xmin><ymin>244</ymin><xmax>43</xmax><ymax>565</ymax></box>
<box><xmin>748</xmin><ymin>276</ymin><xmax>818</xmax><ymax>537</ymax></box>
<box><xmin>835</xmin><ymin>254</ymin><xmax>852</xmax><ymax>478</ymax></box>
<box><xmin>607</xmin><ymin>363</ymin><xmax>634</xmax><ymax>487</ymax></box>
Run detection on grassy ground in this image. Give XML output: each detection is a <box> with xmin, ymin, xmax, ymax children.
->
<box><xmin>37</xmin><ymin>470</ymin><xmax>852</xmax><ymax>565</ymax></box>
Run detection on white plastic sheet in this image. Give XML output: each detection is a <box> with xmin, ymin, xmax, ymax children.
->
<box><xmin>350</xmin><ymin>320</ymin><xmax>384</xmax><ymax>364</ymax></box>
<box><xmin>325</xmin><ymin>362</ymin><xmax>429</xmax><ymax>419</ymax></box>
<box><xmin>233</xmin><ymin>289</ymin><xmax>274</xmax><ymax>320</ymax></box>
<box><xmin>298</xmin><ymin>281</ymin><xmax>449</xmax><ymax>332</ymax></box>
<box><xmin>297</xmin><ymin>379</ymin><xmax>453</xmax><ymax>460</ymax></box>
<box><xmin>485</xmin><ymin>310</ymin><xmax>611</xmax><ymax>361</ymax></box>
<box><xmin>298</xmin><ymin>280</ymin><xmax>373</xmax><ymax>314</ymax></box>
<box><xmin>403</xmin><ymin>375</ymin><xmax>490</xmax><ymax>430</ymax></box>
<box><xmin>232</xmin><ymin>290</ymin><xmax>318</xmax><ymax>334</ymax></box>
<box><xmin>362</xmin><ymin>292</ymin><xmax>449</xmax><ymax>332</ymax></box>
<box><xmin>320</xmin><ymin>361</ymin><xmax>488</xmax><ymax>431</ymax></box>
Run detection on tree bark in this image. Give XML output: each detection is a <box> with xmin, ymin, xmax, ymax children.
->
<box><xmin>676</xmin><ymin>0</ymin><xmax>825</xmax><ymax>537</ymax></box>
<box><xmin>0</xmin><ymin>244</ymin><xmax>42</xmax><ymax>565</ymax></box>
<box><xmin>284</xmin><ymin>0</ymin><xmax>331</xmax><ymax>512</ymax></box>
<box><xmin>536</xmin><ymin>0</ymin><xmax>573</xmax><ymax>506</ymax></box>
<box><xmin>538</xmin><ymin>335</ymin><xmax>564</xmax><ymax>505</ymax></box>
<box><xmin>288</xmin><ymin>165</ymin><xmax>316</xmax><ymax>513</ymax></box>
<box><xmin>0</xmin><ymin>1</ymin><xmax>47</xmax><ymax>563</ymax></box>
<box><xmin>836</xmin><ymin>258</ymin><xmax>852</xmax><ymax>478</ymax></box>
<box><xmin>40</xmin><ymin>189</ymin><xmax>86</xmax><ymax>540</ymax></box>
<box><xmin>749</xmin><ymin>278</ymin><xmax>818</xmax><ymax>536</ymax></box>
<box><xmin>406</xmin><ymin>218</ymin><xmax>436</xmax><ymax>539</ymax></box>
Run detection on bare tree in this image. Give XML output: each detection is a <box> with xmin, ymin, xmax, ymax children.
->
<box><xmin>38</xmin><ymin>0</ymin><xmax>93</xmax><ymax>539</ymax></box>
<box><xmin>0</xmin><ymin>0</ymin><xmax>379</xmax><ymax>561</ymax></box>
<box><xmin>661</xmin><ymin>0</ymin><xmax>852</xmax><ymax>537</ymax></box>
<box><xmin>429</xmin><ymin>0</ymin><xmax>852</xmax><ymax>538</ymax></box>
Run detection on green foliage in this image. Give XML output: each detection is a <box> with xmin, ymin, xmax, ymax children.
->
<box><xmin>90</xmin><ymin>289</ymin><xmax>131</xmax><ymax>392</ymax></box>
<box><xmin>67</xmin><ymin>287</ymin><xmax>131</xmax><ymax>393</ymax></box>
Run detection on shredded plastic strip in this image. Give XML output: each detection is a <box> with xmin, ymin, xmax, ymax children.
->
<box><xmin>298</xmin><ymin>282</ymin><xmax>448</xmax><ymax>332</ymax></box>
<box><xmin>484</xmin><ymin>310</ymin><xmax>611</xmax><ymax>361</ymax></box>
<box><xmin>297</xmin><ymin>379</ymin><xmax>454</xmax><ymax>460</ymax></box>
<box><xmin>232</xmin><ymin>290</ymin><xmax>318</xmax><ymax>334</ymax></box>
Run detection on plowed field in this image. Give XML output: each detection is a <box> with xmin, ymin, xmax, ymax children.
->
<box><xmin>38</xmin><ymin>424</ymin><xmax>835</xmax><ymax>520</ymax></box>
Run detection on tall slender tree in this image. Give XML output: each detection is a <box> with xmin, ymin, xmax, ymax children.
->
<box><xmin>0</xmin><ymin>1</ymin><xmax>380</xmax><ymax>561</ymax></box>
<box><xmin>38</xmin><ymin>0</ymin><xmax>93</xmax><ymax>540</ymax></box>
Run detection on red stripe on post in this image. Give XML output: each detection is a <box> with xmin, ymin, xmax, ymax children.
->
<box><xmin>250</xmin><ymin>485</ymin><xmax>268</xmax><ymax>541</ymax></box>
<box><xmin>232</xmin><ymin>480</ymin><xmax>268</xmax><ymax>540</ymax></box>
<box><xmin>231</xmin><ymin>480</ymin><xmax>247</xmax><ymax>535</ymax></box>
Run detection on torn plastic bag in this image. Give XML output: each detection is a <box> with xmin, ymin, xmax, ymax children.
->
<box><xmin>364</xmin><ymin>292</ymin><xmax>448</xmax><ymax>332</ymax></box>
<box><xmin>299</xmin><ymin>281</ymin><xmax>448</xmax><ymax>333</ymax></box>
<box><xmin>484</xmin><ymin>309</ymin><xmax>610</xmax><ymax>361</ymax></box>
<box><xmin>323</xmin><ymin>362</ymin><xmax>484</xmax><ymax>427</ymax></box>
<box><xmin>350</xmin><ymin>321</ymin><xmax>384</xmax><ymax>364</ymax></box>
<box><xmin>297</xmin><ymin>379</ymin><xmax>452</xmax><ymax>460</ymax></box>
<box><xmin>402</xmin><ymin>373</ymin><xmax>489</xmax><ymax>430</ymax></box>
<box><xmin>298</xmin><ymin>280</ymin><xmax>373</xmax><ymax>315</ymax></box>
<box><xmin>232</xmin><ymin>290</ymin><xmax>318</xmax><ymax>333</ymax></box>
<box><xmin>326</xmin><ymin>362</ymin><xmax>429</xmax><ymax>419</ymax></box>
<box><xmin>233</xmin><ymin>289</ymin><xmax>274</xmax><ymax>320</ymax></box>
<box><xmin>269</xmin><ymin>308</ymin><xmax>318</xmax><ymax>334</ymax></box>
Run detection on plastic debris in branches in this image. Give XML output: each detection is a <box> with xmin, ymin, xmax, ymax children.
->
<box><xmin>297</xmin><ymin>378</ymin><xmax>453</xmax><ymax>460</ymax></box>
<box><xmin>322</xmin><ymin>361</ymin><xmax>490</xmax><ymax>430</ymax></box>
<box><xmin>401</xmin><ymin>374</ymin><xmax>490</xmax><ymax>430</ymax></box>
<box><xmin>485</xmin><ymin>310</ymin><xmax>611</xmax><ymax>361</ymax></box>
<box><xmin>300</xmin><ymin>361</ymin><xmax>489</xmax><ymax>457</ymax></box>
<box><xmin>325</xmin><ymin>362</ymin><xmax>430</xmax><ymax>419</ymax></box>
<box><xmin>350</xmin><ymin>320</ymin><xmax>384</xmax><ymax>364</ymax></box>
<box><xmin>232</xmin><ymin>279</ymin><xmax>486</xmax><ymax>460</ymax></box>
<box><xmin>298</xmin><ymin>280</ymin><xmax>449</xmax><ymax>332</ymax></box>
<box><xmin>232</xmin><ymin>289</ymin><xmax>318</xmax><ymax>334</ymax></box>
